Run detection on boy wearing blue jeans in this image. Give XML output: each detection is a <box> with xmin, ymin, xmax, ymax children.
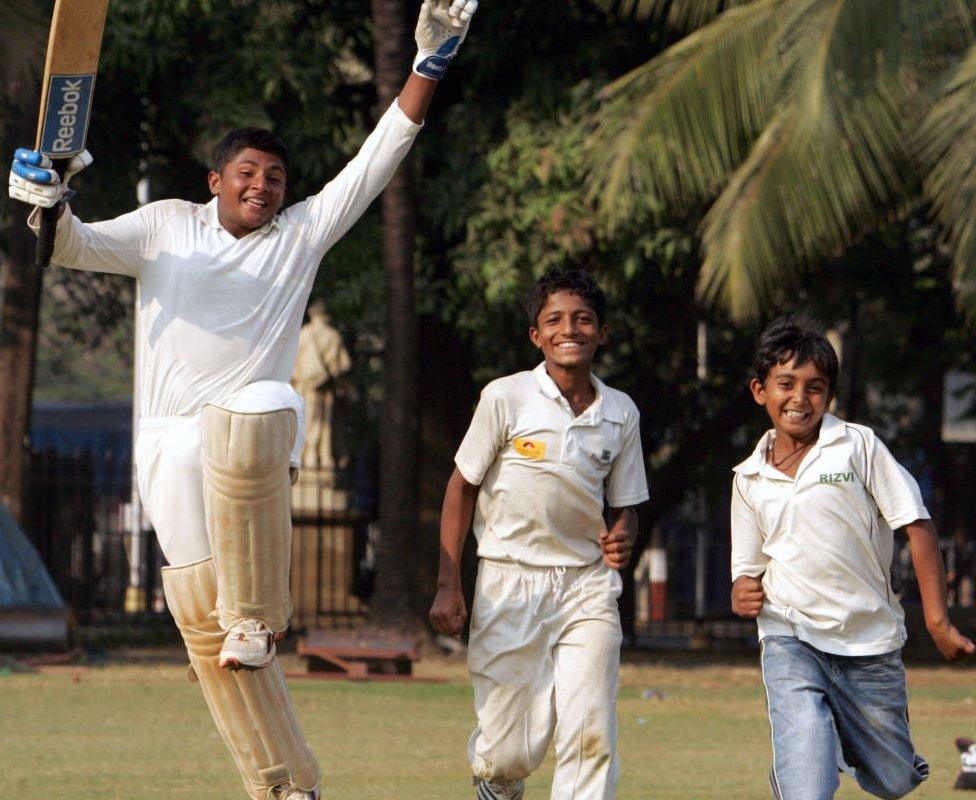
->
<box><xmin>731</xmin><ymin>317</ymin><xmax>973</xmax><ymax>800</ymax></box>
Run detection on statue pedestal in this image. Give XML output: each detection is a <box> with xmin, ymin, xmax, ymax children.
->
<box><xmin>290</xmin><ymin>468</ymin><xmax>365</xmax><ymax>628</ymax></box>
<box><xmin>291</xmin><ymin>467</ymin><xmax>348</xmax><ymax>516</ymax></box>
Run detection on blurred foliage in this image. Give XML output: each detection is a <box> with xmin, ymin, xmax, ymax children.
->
<box><xmin>2</xmin><ymin>0</ymin><xmax>976</xmax><ymax>545</ymax></box>
<box><xmin>587</xmin><ymin>0</ymin><xmax>976</xmax><ymax>321</ymax></box>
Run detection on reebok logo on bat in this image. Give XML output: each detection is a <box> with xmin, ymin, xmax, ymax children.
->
<box><xmin>40</xmin><ymin>74</ymin><xmax>95</xmax><ymax>156</ymax></box>
<box><xmin>51</xmin><ymin>79</ymin><xmax>83</xmax><ymax>152</ymax></box>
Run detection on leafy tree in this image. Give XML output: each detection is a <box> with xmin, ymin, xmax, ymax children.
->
<box><xmin>451</xmin><ymin>90</ymin><xmax>764</xmax><ymax>633</ymax></box>
<box><xmin>587</xmin><ymin>0</ymin><xmax>976</xmax><ymax>319</ymax></box>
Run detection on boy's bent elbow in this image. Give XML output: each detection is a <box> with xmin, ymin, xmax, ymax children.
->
<box><xmin>905</xmin><ymin>518</ymin><xmax>937</xmax><ymax>539</ymax></box>
<box><xmin>448</xmin><ymin>466</ymin><xmax>479</xmax><ymax>495</ymax></box>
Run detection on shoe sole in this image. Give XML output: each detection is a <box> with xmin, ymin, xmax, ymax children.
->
<box><xmin>219</xmin><ymin>655</ymin><xmax>275</xmax><ymax>671</ymax></box>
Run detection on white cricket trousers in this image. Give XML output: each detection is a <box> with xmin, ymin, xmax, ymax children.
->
<box><xmin>467</xmin><ymin>557</ymin><xmax>623</xmax><ymax>799</ymax></box>
<box><xmin>134</xmin><ymin>380</ymin><xmax>303</xmax><ymax>566</ymax></box>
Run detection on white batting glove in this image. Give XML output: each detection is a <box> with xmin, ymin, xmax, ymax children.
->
<box><xmin>8</xmin><ymin>148</ymin><xmax>92</xmax><ymax>208</ymax></box>
<box><xmin>413</xmin><ymin>0</ymin><xmax>478</xmax><ymax>80</ymax></box>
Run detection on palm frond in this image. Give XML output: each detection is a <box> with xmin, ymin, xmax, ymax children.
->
<box><xmin>586</xmin><ymin>0</ymin><xmax>792</xmax><ymax>226</ymax></box>
<box><xmin>778</xmin><ymin>0</ymin><xmax>909</xmax><ymax>113</ymax></box>
<box><xmin>904</xmin><ymin>0</ymin><xmax>975</xmax><ymax>75</ymax></box>
<box><xmin>591</xmin><ymin>0</ymin><xmax>756</xmax><ymax>30</ymax></box>
<box><xmin>918</xmin><ymin>43</ymin><xmax>976</xmax><ymax>318</ymax></box>
<box><xmin>698</xmin><ymin>0</ymin><xmax>914</xmax><ymax>319</ymax></box>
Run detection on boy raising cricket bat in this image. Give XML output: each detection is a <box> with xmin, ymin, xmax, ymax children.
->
<box><xmin>8</xmin><ymin>2</ymin><xmax>477</xmax><ymax>797</ymax></box>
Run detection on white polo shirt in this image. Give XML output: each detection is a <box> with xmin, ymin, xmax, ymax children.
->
<box><xmin>455</xmin><ymin>363</ymin><xmax>649</xmax><ymax>567</ymax></box>
<box><xmin>36</xmin><ymin>100</ymin><xmax>420</xmax><ymax>425</ymax></box>
<box><xmin>731</xmin><ymin>413</ymin><xmax>929</xmax><ymax>656</ymax></box>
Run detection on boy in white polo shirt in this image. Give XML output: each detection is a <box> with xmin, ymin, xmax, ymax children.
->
<box><xmin>430</xmin><ymin>268</ymin><xmax>649</xmax><ymax>800</ymax></box>
<box><xmin>731</xmin><ymin>317</ymin><xmax>973</xmax><ymax>800</ymax></box>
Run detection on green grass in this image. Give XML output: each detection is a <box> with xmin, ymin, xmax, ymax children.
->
<box><xmin>1</xmin><ymin>657</ymin><xmax>974</xmax><ymax>799</ymax></box>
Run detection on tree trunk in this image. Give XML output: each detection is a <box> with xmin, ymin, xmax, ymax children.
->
<box><xmin>0</xmin><ymin>108</ymin><xmax>43</xmax><ymax>523</ymax></box>
<box><xmin>413</xmin><ymin>316</ymin><xmax>474</xmax><ymax>618</ymax></box>
<box><xmin>369</xmin><ymin>0</ymin><xmax>422</xmax><ymax>630</ymax></box>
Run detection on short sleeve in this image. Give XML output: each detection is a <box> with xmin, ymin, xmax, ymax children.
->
<box><xmin>605</xmin><ymin>409</ymin><xmax>649</xmax><ymax>507</ymax></box>
<box><xmin>454</xmin><ymin>385</ymin><xmax>507</xmax><ymax>486</ymax></box>
<box><xmin>730</xmin><ymin>473</ymin><xmax>769</xmax><ymax>580</ymax></box>
<box><xmin>857</xmin><ymin>428</ymin><xmax>930</xmax><ymax>529</ymax></box>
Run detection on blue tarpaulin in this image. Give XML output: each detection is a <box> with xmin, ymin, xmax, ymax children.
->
<box><xmin>0</xmin><ymin>501</ymin><xmax>63</xmax><ymax>608</ymax></box>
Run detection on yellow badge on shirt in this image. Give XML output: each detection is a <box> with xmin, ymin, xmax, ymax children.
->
<box><xmin>513</xmin><ymin>438</ymin><xmax>546</xmax><ymax>460</ymax></box>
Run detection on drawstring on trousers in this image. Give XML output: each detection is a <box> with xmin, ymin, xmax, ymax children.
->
<box><xmin>552</xmin><ymin>566</ymin><xmax>567</xmax><ymax>596</ymax></box>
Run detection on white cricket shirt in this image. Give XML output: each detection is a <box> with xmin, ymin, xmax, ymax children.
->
<box><xmin>731</xmin><ymin>413</ymin><xmax>929</xmax><ymax>655</ymax></box>
<box><xmin>455</xmin><ymin>363</ymin><xmax>649</xmax><ymax>567</ymax></box>
<box><xmin>38</xmin><ymin>100</ymin><xmax>420</xmax><ymax>423</ymax></box>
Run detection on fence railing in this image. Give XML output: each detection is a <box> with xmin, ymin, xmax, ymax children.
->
<box><xmin>27</xmin><ymin>448</ymin><xmax>971</xmax><ymax>635</ymax></box>
<box><xmin>22</xmin><ymin>449</ymin><xmax>376</xmax><ymax>630</ymax></box>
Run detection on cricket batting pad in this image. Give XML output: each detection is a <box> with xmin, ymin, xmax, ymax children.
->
<box><xmin>201</xmin><ymin>405</ymin><xmax>296</xmax><ymax>633</ymax></box>
<box><xmin>162</xmin><ymin>557</ymin><xmax>320</xmax><ymax>799</ymax></box>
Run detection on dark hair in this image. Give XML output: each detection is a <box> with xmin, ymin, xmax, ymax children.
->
<box><xmin>213</xmin><ymin>127</ymin><xmax>290</xmax><ymax>176</ymax></box>
<box><xmin>754</xmin><ymin>316</ymin><xmax>839</xmax><ymax>391</ymax></box>
<box><xmin>525</xmin><ymin>269</ymin><xmax>608</xmax><ymax>325</ymax></box>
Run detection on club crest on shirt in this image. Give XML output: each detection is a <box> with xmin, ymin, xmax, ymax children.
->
<box><xmin>513</xmin><ymin>438</ymin><xmax>546</xmax><ymax>460</ymax></box>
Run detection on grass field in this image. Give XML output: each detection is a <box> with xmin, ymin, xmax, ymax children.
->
<box><xmin>1</xmin><ymin>652</ymin><xmax>973</xmax><ymax>799</ymax></box>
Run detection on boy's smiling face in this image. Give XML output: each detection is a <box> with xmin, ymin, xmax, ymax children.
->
<box><xmin>751</xmin><ymin>358</ymin><xmax>832</xmax><ymax>441</ymax></box>
<box><xmin>529</xmin><ymin>290</ymin><xmax>608</xmax><ymax>372</ymax></box>
<box><xmin>208</xmin><ymin>147</ymin><xmax>286</xmax><ymax>238</ymax></box>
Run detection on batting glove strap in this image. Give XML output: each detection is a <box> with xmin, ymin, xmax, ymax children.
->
<box><xmin>412</xmin><ymin>0</ymin><xmax>477</xmax><ymax>80</ymax></box>
<box><xmin>413</xmin><ymin>37</ymin><xmax>462</xmax><ymax>80</ymax></box>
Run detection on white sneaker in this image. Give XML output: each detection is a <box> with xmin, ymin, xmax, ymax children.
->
<box><xmin>218</xmin><ymin>619</ymin><xmax>276</xmax><ymax>670</ymax></box>
<box><xmin>475</xmin><ymin>778</ymin><xmax>524</xmax><ymax>800</ymax></box>
<box><xmin>271</xmin><ymin>784</ymin><xmax>320</xmax><ymax>800</ymax></box>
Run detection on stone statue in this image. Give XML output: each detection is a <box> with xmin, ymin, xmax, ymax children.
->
<box><xmin>291</xmin><ymin>300</ymin><xmax>351</xmax><ymax>472</ymax></box>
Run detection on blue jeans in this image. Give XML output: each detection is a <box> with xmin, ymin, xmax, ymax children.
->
<box><xmin>760</xmin><ymin>636</ymin><xmax>928</xmax><ymax>800</ymax></box>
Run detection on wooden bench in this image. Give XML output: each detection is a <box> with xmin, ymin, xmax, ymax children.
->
<box><xmin>295</xmin><ymin>629</ymin><xmax>422</xmax><ymax>681</ymax></box>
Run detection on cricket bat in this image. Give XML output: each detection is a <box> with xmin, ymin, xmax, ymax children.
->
<box><xmin>34</xmin><ymin>0</ymin><xmax>110</xmax><ymax>269</ymax></box>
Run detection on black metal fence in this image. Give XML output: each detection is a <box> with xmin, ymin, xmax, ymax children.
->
<box><xmin>26</xmin><ymin>446</ymin><xmax>971</xmax><ymax>637</ymax></box>
<box><xmin>21</xmin><ymin>448</ymin><xmax>376</xmax><ymax>630</ymax></box>
<box><xmin>22</xmin><ymin>447</ymin><xmax>148</xmax><ymax>624</ymax></box>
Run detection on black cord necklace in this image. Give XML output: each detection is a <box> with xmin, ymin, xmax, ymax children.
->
<box><xmin>767</xmin><ymin>438</ymin><xmax>814</xmax><ymax>468</ymax></box>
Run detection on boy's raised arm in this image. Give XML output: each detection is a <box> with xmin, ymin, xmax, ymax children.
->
<box><xmin>429</xmin><ymin>467</ymin><xmax>480</xmax><ymax>637</ymax></box>
<box><xmin>295</xmin><ymin>0</ymin><xmax>477</xmax><ymax>251</ymax></box>
<box><xmin>906</xmin><ymin>519</ymin><xmax>975</xmax><ymax>660</ymax></box>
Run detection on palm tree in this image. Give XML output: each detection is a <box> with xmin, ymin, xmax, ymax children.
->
<box><xmin>587</xmin><ymin>0</ymin><xmax>976</xmax><ymax>320</ymax></box>
<box><xmin>0</xmin><ymin>0</ymin><xmax>46</xmax><ymax>521</ymax></box>
<box><xmin>369</xmin><ymin>0</ymin><xmax>423</xmax><ymax>630</ymax></box>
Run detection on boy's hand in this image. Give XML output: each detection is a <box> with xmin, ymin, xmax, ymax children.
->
<box><xmin>429</xmin><ymin>583</ymin><xmax>467</xmax><ymax>637</ymax></box>
<box><xmin>927</xmin><ymin>619</ymin><xmax>975</xmax><ymax>661</ymax></box>
<box><xmin>731</xmin><ymin>575</ymin><xmax>764</xmax><ymax>618</ymax></box>
<box><xmin>413</xmin><ymin>0</ymin><xmax>478</xmax><ymax>80</ymax></box>
<box><xmin>9</xmin><ymin>148</ymin><xmax>92</xmax><ymax>208</ymax></box>
<box><xmin>600</xmin><ymin>528</ymin><xmax>633</xmax><ymax>570</ymax></box>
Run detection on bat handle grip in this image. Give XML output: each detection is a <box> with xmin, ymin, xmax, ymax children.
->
<box><xmin>34</xmin><ymin>158</ymin><xmax>69</xmax><ymax>270</ymax></box>
<box><xmin>35</xmin><ymin>205</ymin><xmax>60</xmax><ymax>269</ymax></box>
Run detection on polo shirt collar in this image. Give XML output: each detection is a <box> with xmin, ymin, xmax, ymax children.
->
<box><xmin>733</xmin><ymin>412</ymin><xmax>847</xmax><ymax>476</ymax></box>
<box><xmin>531</xmin><ymin>362</ymin><xmax>624</xmax><ymax>423</ymax></box>
<box><xmin>194</xmin><ymin>197</ymin><xmax>280</xmax><ymax>235</ymax></box>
